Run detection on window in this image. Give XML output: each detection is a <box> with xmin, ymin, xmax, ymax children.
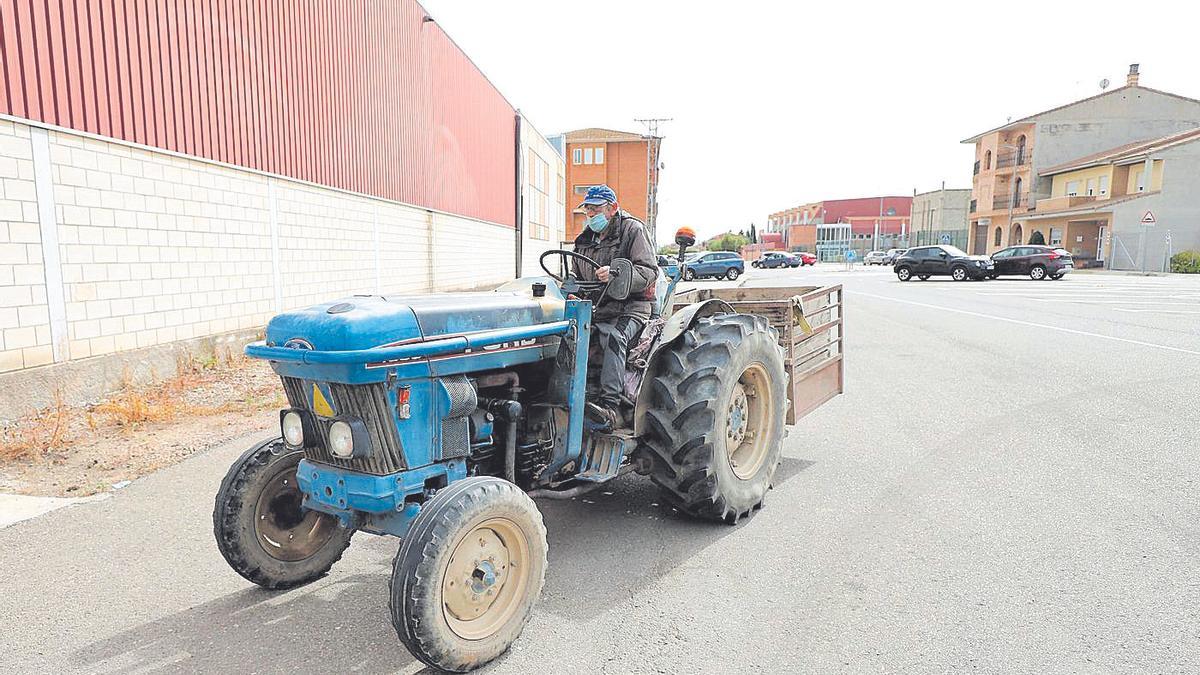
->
<box><xmin>994</xmin><ymin>227</ymin><xmax>1002</xmax><ymax>246</ymax></box>
<box><xmin>594</xmin><ymin>147</ymin><xmax>604</xmax><ymax>164</ymax></box>
<box><xmin>1016</xmin><ymin>135</ymin><xmax>1026</xmax><ymax>165</ymax></box>
<box><xmin>1099</xmin><ymin>175</ymin><xmax>1109</xmax><ymax>196</ymax></box>
<box><xmin>572</xmin><ymin>148</ymin><xmax>582</xmax><ymax>165</ymax></box>
<box><xmin>583</xmin><ymin>148</ymin><xmax>594</xmax><ymax>164</ymax></box>
<box><xmin>992</xmin><ymin>248</ymin><xmax>1012</xmax><ymax>259</ymax></box>
<box><xmin>1086</xmin><ymin>178</ymin><xmax>1096</xmax><ymax>196</ymax></box>
<box><xmin>984</xmin><ymin>150</ymin><xmax>992</xmax><ymax>170</ymax></box>
<box><xmin>527</xmin><ymin>154</ymin><xmax>550</xmax><ymax>240</ymax></box>
<box><xmin>1049</xmin><ymin>228</ymin><xmax>1063</xmax><ymax>246</ymax></box>
<box><xmin>1135</xmin><ymin>167</ymin><xmax>1146</xmax><ymax>192</ymax></box>
<box><xmin>1066</xmin><ymin>180</ymin><xmax>1080</xmax><ymax>197</ymax></box>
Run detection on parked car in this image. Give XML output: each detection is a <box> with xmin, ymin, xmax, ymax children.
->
<box><xmin>755</xmin><ymin>251</ymin><xmax>799</xmax><ymax>269</ymax></box>
<box><xmin>795</xmin><ymin>251</ymin><xmax>817</xmax><ymax>266</ymax></box>
<box><xmin>894</xmin><ymin>245</ymin><xmax>995</xmax><ymax>281</ymax></box>
<box><xmin>884</xmin><ymin>248</ymin><xmax>907</xmax><ymax>265</ymax></box>
<box><xmin>864</xmin><ymin>250</ymin><xmax>888</xmax><ymax>265</ymax></box>
<box><xmin>989</xmin><ymin>245</ymin><xmax>1074</xmax><ymax>280</ymax></box>
<box><xmin>684</xmin><ymin>251</ymin><xmax>745</xmax><ymax>281</ymax></box>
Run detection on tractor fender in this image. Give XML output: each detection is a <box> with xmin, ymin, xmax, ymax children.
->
<box><xmin>633</xmin><ymin>299</ymin><xmax>735</xmax><ymax>436</ymax></box>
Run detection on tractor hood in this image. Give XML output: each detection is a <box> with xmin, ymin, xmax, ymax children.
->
<box><xmin>264</xmin><ymin>277</ymin><xmax>567</xmax><ymax>353</ymax></box>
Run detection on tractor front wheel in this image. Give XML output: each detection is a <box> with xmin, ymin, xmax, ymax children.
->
<box><xmin>213</xmin><ymin>438</ymin><xmax>353</xmax><ymax>589</ymax></box>
<box><xmin>390</xmin><ymin>477</ymin><xmax>547</xmax><ymax>673</ymax></box>
<box><xmin>641</xmin><ymin>313</ymin><xmax>787</xmax><ymax>524</ymax></box>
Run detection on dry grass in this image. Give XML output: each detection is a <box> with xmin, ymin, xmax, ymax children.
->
<box><xmin>0</xmin><ymin>390</ymin><xmax>71</xmax><ymax>461</ymax></box>
<box><xmin>0</xmin><ymin>344</ymin><xmax>279</xmax><ymax>463</ymax></box>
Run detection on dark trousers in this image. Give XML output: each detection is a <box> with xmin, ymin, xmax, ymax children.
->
<box><xmin>590</xmin><ymin>315</ymin><xmax>643</xmax><ymax>408</ymax></box>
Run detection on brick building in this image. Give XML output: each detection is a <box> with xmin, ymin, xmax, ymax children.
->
<box><xmin>553</xmin><ymin>128</ymin><xmax>662</xmax><ymax>244</ymax></box>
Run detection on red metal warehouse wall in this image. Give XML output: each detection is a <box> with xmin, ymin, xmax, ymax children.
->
<box><xmin>0</xmin><ymin>0</ymin><xmax>515</xmax><ymax>226</ymax></box>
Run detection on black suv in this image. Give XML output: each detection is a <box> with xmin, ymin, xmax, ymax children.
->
<box><xmin>989</xmin><ymin>245</ymin><xmax>1074</xmax><ymax>280</ymax></box>
<box><xmin>894</xmin><ymin>245</ymin><xmax>994</xmax><ymax>281</ymax></box>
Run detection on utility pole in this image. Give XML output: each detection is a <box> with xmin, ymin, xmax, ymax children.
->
<box><xmin>635</xmin><ymin>117</ymin><xmax>671</xmax><ymax>249</ymax></box>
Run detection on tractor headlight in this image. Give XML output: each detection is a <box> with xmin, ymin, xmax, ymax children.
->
<box><xmin>281</xmin><ymin>410</ymin><xmax>305</xmax><ymax>447</ymax></box>
<box><xmin>328</xmin><ymin>421</ymin><xmax>354</xmax><ymax>458</ymax></box>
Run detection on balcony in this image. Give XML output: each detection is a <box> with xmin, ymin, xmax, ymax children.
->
<box><xmin>994</xmin><ymin>148</ymin><xmax>1032</xmax><ymax>170</ymax></box>
<box><xmin>992</xmin><ymin>194</ymin><xmax>1033</xmax><ymax>211</ymax></box>
<box><xmin>1035</xmin><ymin>195</ymin><xmax>1099</xmax><ymax>212</ymax></box>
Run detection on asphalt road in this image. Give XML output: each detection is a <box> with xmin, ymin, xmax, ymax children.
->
<box><xmin>3</xmin><ymin>266</ymin><xmax>1198</xmax><ymax>674</ymax></box>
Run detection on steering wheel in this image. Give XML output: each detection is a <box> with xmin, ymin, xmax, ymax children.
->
<box><xmin>539</xmin><ymin>249</ymin><xmax>610</xmax><ymax>299</ymax></box>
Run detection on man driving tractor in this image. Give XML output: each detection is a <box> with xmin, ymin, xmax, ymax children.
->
<box><xmin>572</xmin><ymin>184</ymin><xmax>658</xmax><ymax>430</ymax></box>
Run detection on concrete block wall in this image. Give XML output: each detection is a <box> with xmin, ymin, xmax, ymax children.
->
<box><xmin>0</xmin><ymin>120</ymin><xmax>52</xmax><ymax>372</ymax></box>
<box><xmin>0</xmin><ymin>116</ymin><xmax>519</xmax><ymax>388</ymax></box>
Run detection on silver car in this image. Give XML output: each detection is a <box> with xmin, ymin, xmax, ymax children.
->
<box><xmin>864</xmin><ymin>250</ymin><xmax>888</xmax><ymax>265</ymax></box>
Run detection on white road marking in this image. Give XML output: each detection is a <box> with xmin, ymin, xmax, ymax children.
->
<box><xmin>851</xmin><ymin>291</ymin><xmax>1200</xmax><ymax>357</ymax></box>
<box><xmin>1113</xmin><ymin>308</ymin><xmax>1200</xmax><ymax>315</ymax></box>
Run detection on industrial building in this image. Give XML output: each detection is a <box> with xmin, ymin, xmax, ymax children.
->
<box><xmin>909</xmin><ymin>187</ymin><xmax>971</xmax><ymax>249</ymax></box>
<box><xmin>767</xmin><ymin>196</ymin><xmax>912</xmax><ymax>261</ymax></box>
<box><xmin>0</xmin><ymin>0</ymin><xmax>562</xmax><ymax>411</ymax></box>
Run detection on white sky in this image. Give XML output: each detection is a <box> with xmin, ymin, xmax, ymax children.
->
<box><xmin>422</xmin><ymin>1</ymin><xmax>1195</xmax><ymax>242</ymax></box>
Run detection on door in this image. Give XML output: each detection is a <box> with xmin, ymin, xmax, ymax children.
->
<box><xmin>992</xmin><ymin>248</ymin><xmax>1013</xmax><ymax>274</ymax></box>
<box><xmin>928</xmin><ymin>247</ymin><xmax>951</xmax><ymax>275</ymax></box>
<box><xmin>1096</xmin><ymin>226</ymin><xmax>1107</xmax><ymax>262</ymax></box>
<box><xmin>1013</xmin><ymin>247</ymin><xmax>1035</xmax><ymax>274</ymax></box>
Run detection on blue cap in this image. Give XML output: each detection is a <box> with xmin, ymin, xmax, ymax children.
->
<box><xmin>578</xmin><ymin>184</ymin><xmax>617</xmax><ymax>207</ymax></box>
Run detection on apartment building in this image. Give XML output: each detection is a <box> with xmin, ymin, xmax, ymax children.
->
<box><xmin>554</xmin><ymin>128</ymin><xmax>662</xmax><ymax>244</ymax></box>
<box><xmin>963</xmin><ymin>65</ymin><xmax>1200</xmax><ymax>256</ymax></box>
<box><xmin>1014</xmin><ymin>127</ymin><xmax>1200</xmax><ymax>269</ymax></box>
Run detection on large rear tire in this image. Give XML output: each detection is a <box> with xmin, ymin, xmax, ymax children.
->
<box><xmin>640</xmin><ymin>314</ymin><xmax>787</xmax><ymax>524</ymax></box>
<box><xmin>390</xmin><ymin>477</ymin><xmax>547</xmax><ymax>673</ymax></box>
<box><xmin>213</xmin><ymin>438</ymin><xmax>353</xmax><ymax>590</ymax></box>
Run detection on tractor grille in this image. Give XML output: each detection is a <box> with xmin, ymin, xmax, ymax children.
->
<box><xmin>438</xmin><ymin>375</ymin><xmax>477</xmax><ymax>460</ymax></box>
<box><xmin>281</xmin><ymin>377</ymin><xmax>407</xmax><ymax>475</ymax></box>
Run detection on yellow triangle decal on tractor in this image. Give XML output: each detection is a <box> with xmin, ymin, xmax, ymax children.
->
<box><xmin>312</xmin><ymin>384</ymin><xmax>335</xmax><ymax>417</ymax></box>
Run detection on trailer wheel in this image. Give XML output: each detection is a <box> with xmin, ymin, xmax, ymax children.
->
<box><xmin>641</xmin><ymin>313</ymin><xmax>787</xmax><ymax>524</ymax></box>
<box><xmin>390</xmin><ymin>477</ymin><xmax>547</xmax><ymax>673</ymax></box>
<box><xmin>213</xmin><ymin>438</ymin><xmax>353</xmax><ymax>589</ymax></box>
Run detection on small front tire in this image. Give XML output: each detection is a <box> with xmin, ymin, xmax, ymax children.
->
<box><xmin>684</xmin><ymin>268</ymin><xmax>697</xmax><ymax>282</ymax></box>
<box><xmin>726</xmin><ymin>268</ymin><xmax>740</xmax><ymax>281</ymax></box>
<box><xmin>951</xmin><ymin>266</ymin><xmax>968</xmax><ymax>281</ymax></box>
<box><xmin>213</xmin><ymin>438</ymin><xmax>353</xmax><ymax>590</ymax></box>
<box><xmin>896</xmin><ymin>266</ymin><xmax>913</xmax><ymax>281</ymax></box>
<box><xmin>390</xmin><ymin>477</ymin><xmax>547</xmax><ymax>673</ymax></box>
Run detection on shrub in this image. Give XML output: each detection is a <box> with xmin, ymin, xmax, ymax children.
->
<box><xmin>1170</xmin><ymin>250</ymin><xmax>1200</xmax><ymax>274</ymax></box>
<box><xmin>1028</xmin><ymin>230</ymin><xmax>1046</xmax><ymax>245</ymax></box>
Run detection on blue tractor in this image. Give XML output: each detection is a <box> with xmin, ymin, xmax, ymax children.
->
<box><xmin>213</xmin><ymin>228</ymin><xmax>843</xmax><ymax>671</ymax></box>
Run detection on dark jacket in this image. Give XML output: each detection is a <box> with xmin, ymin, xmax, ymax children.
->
<box><xmin>572</xmin><ymin>209</ymin><xmax>658</xmax><ymax>321</ymax></box>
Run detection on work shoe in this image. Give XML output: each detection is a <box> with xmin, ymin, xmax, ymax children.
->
<box><xmin>584</xmin><ymin>401</ymin><xmax>619</xmax><ymax>432</ymax></box>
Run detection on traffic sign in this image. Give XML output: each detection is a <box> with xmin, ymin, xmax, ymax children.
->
<box><xmin>1141</xmin><ymin>211</ymin><xmax>1156</xmax><ymax>226</ymax></box>
<box><xmin>939</xmin><ymin>233</ymin><xmax>952</xmax><ymax>244</ymax></box>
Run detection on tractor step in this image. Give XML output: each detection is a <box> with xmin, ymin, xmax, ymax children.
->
<box><xmin>576</xmin><ymin>431</ymin><xmax>632</xmax><ymax>481</ymax></box>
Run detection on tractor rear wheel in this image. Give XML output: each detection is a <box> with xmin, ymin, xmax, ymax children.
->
<box><xmin>390</xmin><ymin>477</ymin><xmax>547</xmax><ymax>673</ymax></box>
<box><xmin>640</xmin><ymin>313</ymin><xmax>787</xmax><ymax>524</ymax></box>
<box><xmin>213</xmin><ymin>438</ymin><xmax>353</xmax><ymax>589</ymax></box>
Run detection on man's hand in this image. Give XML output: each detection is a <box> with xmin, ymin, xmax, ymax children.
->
<box><xmin>595</xmin><ymin>265</ymin><xmax>611</xmax><ymax>282</ymax></box>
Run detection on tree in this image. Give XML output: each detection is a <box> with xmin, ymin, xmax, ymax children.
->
<box><xmin>708</xmin><ymin>233</ymin><xmax>750</xmax><ymax>252</ymax></box>
<box><xmin>749</xmin><ymin>222</ymin><xmax>757</xmax><ymax>244</ymax></box>
<box><xmin>1029</xmin><ymin>230</ymin><xmax>1046</xmax><ymax>245</ymax></box>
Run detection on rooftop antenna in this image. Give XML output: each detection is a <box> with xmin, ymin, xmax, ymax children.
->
<box><xmin>1100</xmin><ymin>78</ymin><xmax>1111</xmax><ymax>91</ymax></box>
<box><xmin>635</xmin><ymin>117</ymin><xmax>672</xmax><ymax>248</ymax></box>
